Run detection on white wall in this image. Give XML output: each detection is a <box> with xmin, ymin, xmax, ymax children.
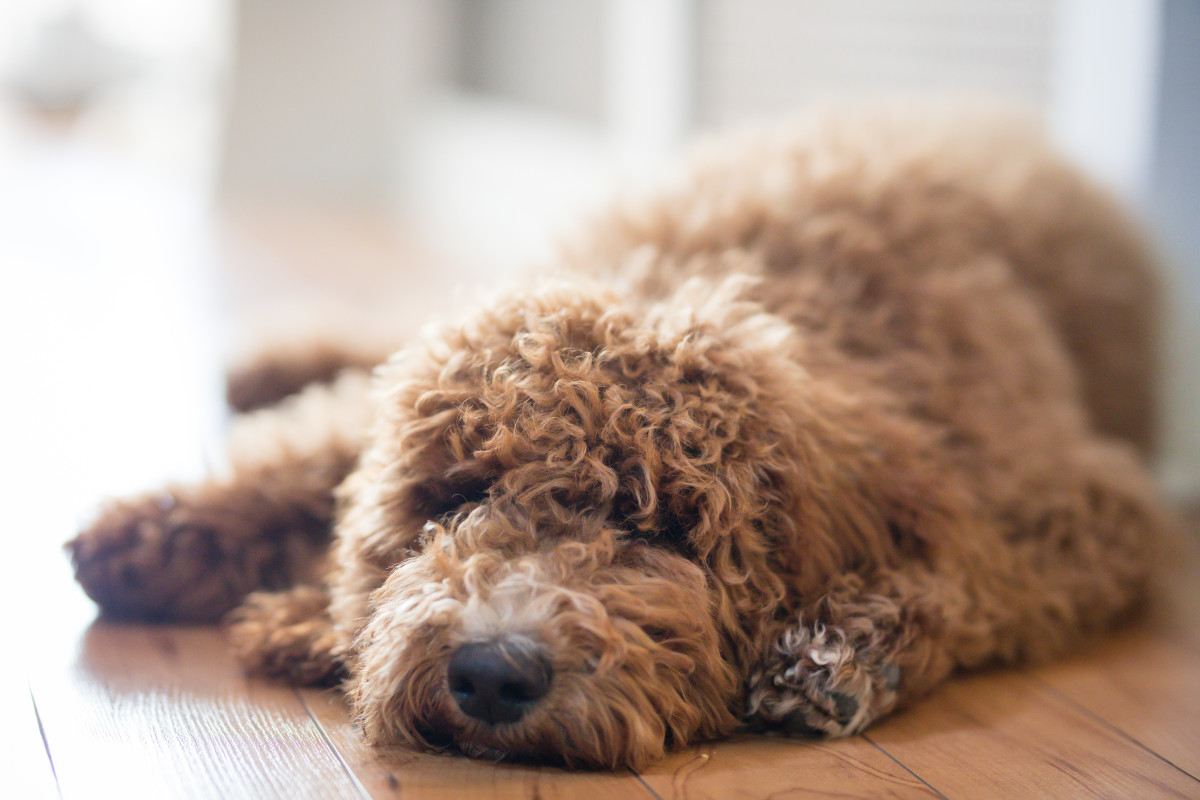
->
<box><xmin>458</xmin><ymin>0</ymin><xmax>605</xmax><ymax>124</ymax></box>
<box><xmin>1049</xmin><ymin>0</ymin><xmax>1200</xmax><ymax>500</ymax></box>
<box><xmin>695</xmin><ymin>0</ymin><xmax>1054</xmax><ymax>127</ymax></box>
<box><xmin>1148</xmin><ymin>0</ymin><xmax>1200</xmax><ymax>500</ymax></box>
<box><xmin>219</xmin><ymin>0</ymin><xmax>458</xmax><ymax>202</ymax></box>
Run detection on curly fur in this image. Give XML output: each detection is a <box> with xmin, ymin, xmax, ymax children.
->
<box><xmin>68</xmin><ymin>104</ymin><xmax>1172</xmax><ymax>769</ymax></box>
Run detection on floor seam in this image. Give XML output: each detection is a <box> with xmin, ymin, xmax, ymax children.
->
<box><xmin>296</xmin><ymin>688</ymin><xmax>375</xmax><ymax>800</ymax></box>
<box><xmin>29</xmin><ymin>681</ymin><xmax>63</xmax><ymax>800</ymax></box>
<box><xmin>862</xmin><ymin>733</ymin><xmax>951</xmax><ymax>800</ymax></box>
<box><xmin>628</xmin><ymin>767</ymin><xmax>666</xmax><ymax>800</ymax></box>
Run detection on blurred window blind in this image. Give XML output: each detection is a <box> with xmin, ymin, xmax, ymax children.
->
<box><xmin>695</xmin><ymin>0</ymin><xmax>1054</xmax><ymax>126</ymax></box>
<box><xmin>457</xmin><ymin>0</ymin><xmax>605</xmax><ymax>124</ymax></box>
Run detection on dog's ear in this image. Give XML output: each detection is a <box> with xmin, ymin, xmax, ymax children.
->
<box><xmin>629</xmin><ymin>274</ymin><xmax>970</xmax><ymax>599</ymax></box>
<box><xmin>593</xmin><ymin>275</ymin><xmax>807</xmax><ymax>638</ymax></box>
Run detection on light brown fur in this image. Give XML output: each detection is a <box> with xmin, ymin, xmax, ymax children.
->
<box><xmin>69</xmin><ymin>105</ymin><xmax>1172</xmax><ymax>769</ymax></box>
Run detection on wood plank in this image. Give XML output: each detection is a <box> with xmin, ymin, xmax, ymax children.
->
<box><xmin>299</xmin><ymin>686</ymin><xmax>658</xmax><ymax>800</ymax></box>
<box><xmin>217</xmin><ymin>200</ymin><xmax>469</xmax><ymax>341</ymax></box>
<box><xmin>635</xmin><ymin>734</ymin><xmax>943</xmax><ymax>799</ymax></box>
<box><xmin>867</xmin><ymin>669</ymin><xmax>1200</xmax><ymax>799</ymax></box>
<box><xmin>1033</xmin><ymin>628</ymin><xmax>1200</xmax><ymax>780</ymax></box>
<box><xmin>1026</xmin><ymin>517</ymin><xmax>1200</xmax><ymax>778</ymax></box>
<box><xmin>1149</xmin><ymin>519</ymin><xmax>1200</xmax><ymax>653</ymax></box>
<box><xmin>30</xmin><ymin>602</ymin><xmax>367</xmax><ymax>800</ymax></box>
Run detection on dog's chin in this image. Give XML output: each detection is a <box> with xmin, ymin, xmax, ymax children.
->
<box><xmin>455</xmin><ymin>739</ymin><xmax>511</xmax><ymax>763</ymax></box>
<box><xmin>375</xmin><ymin>685</ymin><xmax>676</xmax><ymax>770</ymax></box>
<box><xmin>409</xmin><ymin>718</ymin><xmax>527</xmax><ymax>764</ymax></box>
<box><xmin>407</xmin><ymin>709</ymin><xmax>652</xmax><ymax>770</ymax></box>
<box><xmin>450</xmin><ymin>726</ymin><xmax>561</xmax><ymax>766</ymax></box>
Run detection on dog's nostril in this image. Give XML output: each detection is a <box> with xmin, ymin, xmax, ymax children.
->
<box><xmin>447</xmin><ymin>638</ymin><xmax>552</xmax><ymax>725</ymax></box>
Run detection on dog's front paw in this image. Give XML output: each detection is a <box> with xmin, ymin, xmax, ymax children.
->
<box><xmin>745</xmin><ymin>622</ymin><xmax>901</xmax><ymax>737</ymax></box>
<box><xmin>67</xmin><ymin>492</ymin><xmax>245</xmax><ymax>622</ymax></box>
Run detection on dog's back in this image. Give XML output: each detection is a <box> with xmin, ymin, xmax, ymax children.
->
<box><xmin>571</xmin><ymin>104</ymin><xmax>1160</xmax><ymax>455</ymax></box>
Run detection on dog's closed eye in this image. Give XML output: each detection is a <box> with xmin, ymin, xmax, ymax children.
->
<box><xmin>411</xmin><ymin>474</ymin><xmax>494</xmax><ymax>519</ymax></box>
<box><xmin>650</xmin><ymin>506</ymin><xmax>697</xmax><ymax>556</ymax></box>
<box><xmin>619</xmin><ymin>506</ymin><xmax>696</xmax><ymax>557</ymax></box>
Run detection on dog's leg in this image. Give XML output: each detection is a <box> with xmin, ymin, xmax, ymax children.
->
<box><xmin>745</xmin><ymin>440</ymin><xmax>1169</xmax><ymax>738</ymax></box>
<box><xmin>67</xmin><ymin>373</ymin><xmax>373</xmax><ymax>622</ymax></box>
<box><xmin>975</xmin><ymin>438</ymin><xmax>1169</xmax><ymax>664</ymax></box>
<box><xmin>227</xmin><ymin>585</ymin><xmax>344</xmax><ymax>684</ymax></box>
<box><xmin>744</xmin><ymin>565</ymin><xmax>960</xmax><ymax>737</ymax></box>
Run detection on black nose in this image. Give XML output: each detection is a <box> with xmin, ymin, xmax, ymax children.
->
<box><xmin>447</xmin><ymin>638</ymin><xmax>552</xmax><ymax>725</ymax></box>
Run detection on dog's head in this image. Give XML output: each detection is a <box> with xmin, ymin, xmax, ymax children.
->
<box><xmin>338</xmin><ymin>274</ymin><xmax>848</xmax><ymax>768</ymax></box>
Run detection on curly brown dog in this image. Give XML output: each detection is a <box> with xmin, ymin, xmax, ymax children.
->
<box><xmin>68</xmin><ymin>105</ymin><xmax>1171</xmax><ymax>769</ymax></box>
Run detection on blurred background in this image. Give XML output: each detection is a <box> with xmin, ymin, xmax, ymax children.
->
<box><xmin>0</xmin><ymin>0</ymin><xmax>1197</xmax><ymax>565</ymax></box>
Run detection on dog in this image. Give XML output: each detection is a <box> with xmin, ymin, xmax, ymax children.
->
<box><xmin>69</xmin><ymin>104</ymin><xmax>1171</xmax><ymax>769</ymax></box>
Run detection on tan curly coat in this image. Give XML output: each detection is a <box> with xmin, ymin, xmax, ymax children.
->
<box><xmin>69</xmin><ymin>105</ymin><xmax>1171</xmax><ymax>769</ymax></box>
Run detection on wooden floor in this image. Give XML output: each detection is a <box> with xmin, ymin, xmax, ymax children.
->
<box><xmin>5</xmin><ymin>104</ymin><xmax>1200</xmax><ymax>800</ymax></box>
<box><xmin>9</xmin><ymin>527</ymin><xmax>1199</xmax><ymax>800</ymax></box>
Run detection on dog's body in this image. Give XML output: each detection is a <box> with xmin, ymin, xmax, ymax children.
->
<box><xmin>70</xmin><ymin>106</ymin><xmax>1170</xmax><ymax>768</ymax></box>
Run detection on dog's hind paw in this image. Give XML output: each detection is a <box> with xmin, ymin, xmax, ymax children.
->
<box><xmin>744</xmin><ymin>622</ymin><xmax>901</xmax><ymax>737</ymax></box>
